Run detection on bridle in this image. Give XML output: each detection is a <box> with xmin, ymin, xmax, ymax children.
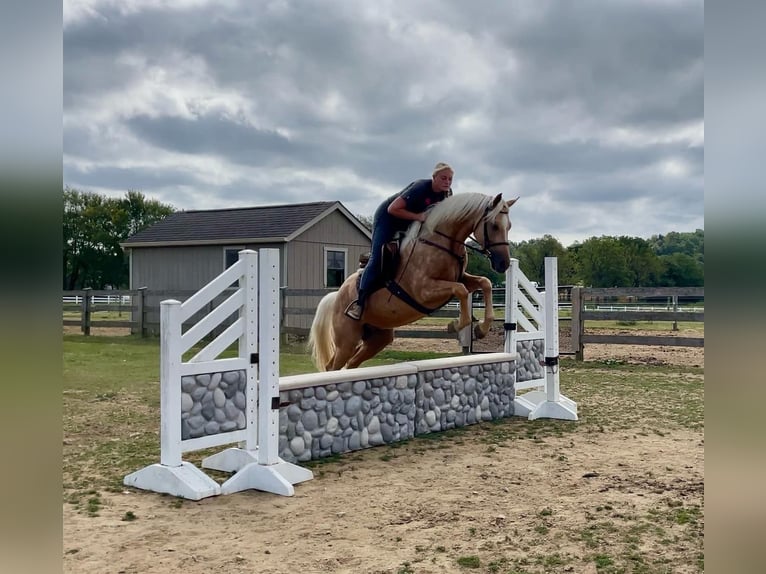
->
<box><xmin>420</xmin><ymin>202</ymin><xmax>509</xmax><ymax>263</ymax></box>
<box><xmin>473</xmin><ymin>205</ymin><xmax>510</xmax><ymax>254</ymax></box>
<box><xmin>389</xmin><ymin>200</ymin><xmax>510</xmax><ymax>314</ymax></box>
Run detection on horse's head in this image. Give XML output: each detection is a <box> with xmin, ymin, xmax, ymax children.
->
<box><xmin>474</xmin><ymin>194</ymin><xmax>519</xmax><ymax>273</ymax></box>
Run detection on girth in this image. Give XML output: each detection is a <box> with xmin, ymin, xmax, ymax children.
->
<box><xmin>385</xmin><ymin>280</ymin><xmax>451</xmax><ymax>315</ymax></box>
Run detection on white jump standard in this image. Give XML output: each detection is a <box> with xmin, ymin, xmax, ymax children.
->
<box><xmin>124</xmin><ymin>249</ymin><xmax>313</xmax><ymax>500</ymax></box>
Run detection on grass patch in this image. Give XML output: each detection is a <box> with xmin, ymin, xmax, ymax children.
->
<box><xmin>456</xmin><ymin>555</ymin><xmax>481</xmax><ymax>568</ymax></box>
<box><xmin>583</xmin><ymin>319</ymin><xmax>703</xmax><ymax>333</ymax></box>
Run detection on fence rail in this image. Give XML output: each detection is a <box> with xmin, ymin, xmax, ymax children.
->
<box><xmin>62</xmin><ymin>288</ymin><xmax>147</xmax><ymax>336</ymax></box>
<box><xmin>63</xmin><ymin>285</ymin><xmax>705</xmax><ymax>356</ymax></box>
<box><xmin>571</xmin><ymin>286</ymin><xmax>704</xmax><ymax>360</ymax></box>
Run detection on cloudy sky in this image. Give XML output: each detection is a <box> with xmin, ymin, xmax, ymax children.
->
<box><xmin>63</xmin><ymin>0</ymin><xmax>703</xmax><ymax>246</ymax></box>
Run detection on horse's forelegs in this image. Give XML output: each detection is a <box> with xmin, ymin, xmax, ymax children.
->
<box><xmin>428</xmin><ymin>281</ymin><xmax>470</xmax><ymax>333</ymax></box>
<box><xmin>460</xmin><ymin>273</ymin><xmax>494</xmax><ymax>339</ymax></box>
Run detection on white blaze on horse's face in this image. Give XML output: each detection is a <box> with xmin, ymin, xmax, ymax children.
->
<box><xmin>481</xmin><ymin>194</ymin><xmax>518</xmax><ymax>274</ymax></box>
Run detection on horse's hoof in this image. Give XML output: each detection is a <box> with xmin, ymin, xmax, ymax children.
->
<box><xmin>474</xmin><ymin>324</ymin><xmax>488</xmax><ymax>339</ymax></box>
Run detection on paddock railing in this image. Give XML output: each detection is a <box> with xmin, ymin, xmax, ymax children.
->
<box><xmin>570</xmin><ymin>286</ymin><xmax>704</xmax><ymax>360</ymax></box>
<box><xmin>62</xmin><ymin>288</ymin><xmax>147</xmax><ymax>335</ymax></box>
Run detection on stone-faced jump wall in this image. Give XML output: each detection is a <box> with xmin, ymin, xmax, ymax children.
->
<box><xmin>177</xmin><ymin>342</ymin><xmax>547</xmax><ymax>462</ymax></box>
<box><xmin>276</xmin><ymin>352</ymin><xmax>517</xmax><ymax>463</ymax></box>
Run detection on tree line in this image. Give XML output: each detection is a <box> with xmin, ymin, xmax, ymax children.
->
<box><xmin>466</xmin><ymin>230</ymin><xmax>704</xmax><ymax>288</ymax></box>
<box><xmin>64</xmin><ymin>187</ymin><xmax>703</xmax><ymax>290</ymax></box>
<box><xmin>63</xmin><ymin>187</ymin><xmax>174</xmax><ymax>289</ymax></box>
<box><xmin>357</xmin><ymin>212</ymin><xmax>703</xmax><ymax>288</ymax></box>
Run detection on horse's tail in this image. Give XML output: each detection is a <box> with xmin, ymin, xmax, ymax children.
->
<box><xmin>307</xmin><ymin>291</ymin><xmax>338</xmax><ymax>372</ymax></box>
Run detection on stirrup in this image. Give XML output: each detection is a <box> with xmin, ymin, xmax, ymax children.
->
<box><xmin>344</xmin><ymin>300</ymin><xmax>363</xmax><ymax>321</ymax></box>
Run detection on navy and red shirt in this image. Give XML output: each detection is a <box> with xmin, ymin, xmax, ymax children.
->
<box><xmin>376</xmin><ymin>179</ymin><xmax>452</xmax><ymax>234</ymax></box>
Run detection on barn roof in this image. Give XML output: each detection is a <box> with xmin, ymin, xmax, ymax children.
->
<box><xmin>121</xmin><ymin>201</ymin><xmax>372</xmax><ymax>247</ymax></box>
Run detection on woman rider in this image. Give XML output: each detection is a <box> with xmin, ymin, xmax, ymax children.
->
<box><xmin>345</xmin><ymin>162</ymin><xmax>454</xmax><ymax>320</ymax></box>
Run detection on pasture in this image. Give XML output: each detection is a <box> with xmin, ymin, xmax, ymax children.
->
<box><xmin>63</xmin><ymin>332</ymin><xmax>703</xmax><ymax>574</ymax></box>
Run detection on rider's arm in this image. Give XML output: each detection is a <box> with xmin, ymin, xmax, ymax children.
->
<box><xmin>387</xmin><ymin>196</ymin><xmax>427</xmax><ymax>222</ymax></box>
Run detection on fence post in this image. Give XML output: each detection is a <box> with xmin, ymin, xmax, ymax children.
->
<box><xmin>458</xmin><ymin>295</ymin><xmax>473</xmax><ymax>354</ymax></box>
<box><xmin>571</xmin><ymin>287</ymin><xmax>583</xmax><ymax>361</ymax></box>
<box><xmin>672</xmin><ymin>295</ymin><xmax>679</xmax><ymax>331</ymax></box>
<box><xmin>159</xmin><ymin>300</ymin><xmax>183</xmax><ymax>467</ymax></box>
<box><xmin>279</xmin><ymin>287</ymin><xmax>289</xmax><ymax>346</ymax></box>
<box><xmin>240</xmin><ymin>249</ymin><xmax>260</xmax><ymax>451</ymax></box>
<box><xmin>544</xmin><ymin>258</ymin><xmax>560</xmax><ymax>403</ymax></box>
<box><xmin>136</xmin><ymin>287</ymin><xmax>147</xmax><ymax>337</ymax></box>
<box><xmin>82</xmin><ymin>288</ymin><xmax>92</xmax><ymax>336</ymax></box>
<box><xmin>504</xmin><ymin>259</ymin><xmax>519</xmax><ymax>354</ymax></box>
<box><xmin>257</xmin><ymin>249</ymin><xmax>281</xmax><ymax>465</ymax></box>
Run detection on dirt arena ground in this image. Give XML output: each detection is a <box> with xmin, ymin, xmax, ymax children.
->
<box><xmin>63</xmin><ymin>325</ymin><xmax>703</xmax><ymax>573</ymax></box>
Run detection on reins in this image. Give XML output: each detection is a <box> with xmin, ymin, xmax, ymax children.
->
<box><xmin>421</xmin><ymin>203</ymin><xmax>509</xmax><ymax>263</ymax></box>
<box><xmin>386</xmin><ymin>197</ymin><xmax>509</xmax><ymax>316</ymax></box>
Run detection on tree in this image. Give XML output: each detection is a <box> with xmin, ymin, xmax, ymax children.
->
<box><xmin>63</xmin><ymin>188</ymin><xmax>174</xmax><ymax>289</ymax></box>
<box><xmin>647</xmin><ymin>229</ymin><xmax>704</xmax><ymax>284</ymax></box>
<box><xmin>465</xmin><ymin>244</ymin><xmax>505</xmax><ymax>286</ymax></box>
<box><xmin>355</xmin><ymin>212</ymin><xmax>373</xmax><ymax>231</ymax></box>
<box><xmin>511</xmin><ymin>235</ymin><xmax>575</xmax><ymax>286</ymax></box>
<box><xmin>659</xmin><ymin>253</ymin><xmax>704</xmax><ymax>286</ymax></box>
<box><xmin>576</xmin><ymin>236</ymin><xmax>632</xmax><ymax>287</ymax></box>
<box><xmin>648</xmin><ymin>229</ymin><xmax>704</xmax><ymax>265</ymax></box>
<box><xmin>616</xmin><ymin>236</ymin><xmax>663</xmax><ymax>287</ymax></box>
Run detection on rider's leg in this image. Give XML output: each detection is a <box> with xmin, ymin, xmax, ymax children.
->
<box><xmin>345</xmin><ymin>215</ymin><xmax>392</xmax><ymax>320</ymax></box>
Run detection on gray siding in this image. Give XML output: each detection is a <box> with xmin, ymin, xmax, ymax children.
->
<box><xmin>287</xmin><ymin>210</ymin><xmax>370</xmax><ymax>289</ymax></box>
<box><xmin>130</xmin><ymin>243</ymin><xmax>285</xmax><ymax>291</ymax></box>
<box><xmin>126</xmin><ymin>211</ymin><xmax>369</xmax><ymax>334</ymax></box>
<box><xmin>284</xmin><ymin>211</ymin><xmax>370</xmax><ymax>330</ymax></box>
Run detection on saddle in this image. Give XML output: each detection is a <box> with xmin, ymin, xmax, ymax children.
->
<box><xmin>356</xmin><ymin>231</ymin><xmax>445</xmax><ymax>316</ymax></box>
<box><xmin>357</xmin><ymin>232</ymin><xmax>404</xmax><ymax>290</ymax></box>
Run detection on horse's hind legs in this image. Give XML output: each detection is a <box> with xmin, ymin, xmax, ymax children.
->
<box><xmin>345</xmin><ymin>328</ymin><xmax>394</xmax><ymax>369</ymax></box>
<box><xmin>328</xmin><ymin>340</ymin><xmax>358</xmax><ymax>370</ymax></box>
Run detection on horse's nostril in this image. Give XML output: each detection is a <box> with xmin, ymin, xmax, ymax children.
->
<box><xmin>491</xmin><ymin>255</ymin><xmax>509</xmax><ymax>273</ymax></box>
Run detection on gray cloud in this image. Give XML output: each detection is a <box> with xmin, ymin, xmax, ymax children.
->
<box><xmin>63</xmin><ymin>0</ymin><xmax>703</xmax><ymax>246</ymax></box>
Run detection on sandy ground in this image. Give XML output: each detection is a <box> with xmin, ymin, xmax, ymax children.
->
<box><xmin>63</xmin><ymin>326</ymin><xmax>703</xmax><ymax>573</ymax></box>
<box><xmin>63</xmin><ymin>324</ymin><xmax>704</xmax><ymax>369</ymax></box>
<box><xmin>393</xmin><ymin>324</ymin><xmax>704</xmax><ymax>369</ymax></box>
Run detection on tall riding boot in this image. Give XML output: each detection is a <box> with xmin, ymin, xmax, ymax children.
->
<box><xmin>344</xmin><ymin>290</ymin><xmax>366</xmax><ymax>320</ymax></box>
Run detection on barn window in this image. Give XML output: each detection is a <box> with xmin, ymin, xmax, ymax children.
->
<box><xmin>223</xmin><ymin>246</ymin><xmax>246</xmax><ymax>269</ymax></box>
<box><xmin>325</xmin><ymin>248</ymin><xmax>347</xmax><ymax>288</ymax></box>
<box><xmin>223</xmin><ymin>246</ymin><xmax>247</xmax><ymax>288</ymax></box>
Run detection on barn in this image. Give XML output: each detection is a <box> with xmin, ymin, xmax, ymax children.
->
<box><xmin>121</xmin><ymin>201</ymin><xmax>372</xmax><ymax>332</ymax></box>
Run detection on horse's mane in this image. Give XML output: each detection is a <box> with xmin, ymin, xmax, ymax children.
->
<box><xmin>402</xmin><ymin>192</ymin><xmax>501</xmax><ymax>247</ymax></box>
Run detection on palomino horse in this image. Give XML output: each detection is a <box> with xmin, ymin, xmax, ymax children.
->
<box><xmin>308</xmin><ymin>192</ymin><xmax>519</xmax><ymax>371</ymax></box>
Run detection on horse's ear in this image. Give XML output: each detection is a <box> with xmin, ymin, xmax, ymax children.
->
<box><xmin>492</xmin><ymin>193</ymin><xmax>504</xmax><ymax>208</ymax></box>
<box><xmin>505</xmin><ymin>196</ymin><xmax>520</xmax><ymax>208</ymax></box>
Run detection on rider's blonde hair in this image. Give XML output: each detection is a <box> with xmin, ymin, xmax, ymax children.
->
<box><xmin>432</xmin><ymin>162</ymin><xmax>453</xmax><ymax>178</ymax></box>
